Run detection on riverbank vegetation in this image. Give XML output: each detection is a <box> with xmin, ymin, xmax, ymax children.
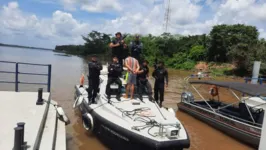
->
<box><xmin>55</xmin><ymin>24</ymin><xmax>266</xmax><ymax>76</ymax></box>
<box><xmin>0</xmin><ymin>43</ymin><xmax>54</xmax><ymax>51</ymax></box>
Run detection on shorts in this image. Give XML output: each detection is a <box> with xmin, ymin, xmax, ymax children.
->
<box><xmin>127</xmin><ymin>72</ymin><xmax>137</xmax><ymax>85</ymax></box>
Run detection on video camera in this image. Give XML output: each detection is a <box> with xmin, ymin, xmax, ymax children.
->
<box><xmin>117</xmin><ymin>34</ymin><xmax>128</xmax><ymax>45</ymax></box>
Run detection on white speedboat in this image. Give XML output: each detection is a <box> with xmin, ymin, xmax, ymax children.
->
<box><xmin>73</xmin><ymin>65</ymin><xmax>190</xmax><ymax>150</ymax></box>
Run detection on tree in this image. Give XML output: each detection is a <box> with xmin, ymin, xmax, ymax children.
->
<box><xmin>82</xmin><ymin>30</ymin><xmax>111</xmax><ymax>55</ymax></box>
<box><xmin>189</xmin><ymin>45</ymin><xmax>206</xmax><ymax>61</ymax></box>
<box><xmin>208</xmin><ymin>24</ymin><xmax>259</xmax><ymax>62</ymax></box>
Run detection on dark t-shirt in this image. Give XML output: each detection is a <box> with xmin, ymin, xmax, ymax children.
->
<box><xmin>138</xmin><ymin>65</ymin><xmax>149</xmax><ymax>79</ymax></box>
<box><xmin>111</xmin><ymin>39</ymin><xmax>123</xmax><ymax>57</ymax></box>
<box><xmin>88</xmin><ymin>61</ymin><xmax>103</xmax><ymax>79</ymax></box>
<box><xmin>108</xmin><ymin>62</ymin><xmax>122</xmax><ymax>78</ymax></box>
<box><xmin>152</xmin><ymin>67</ymin><xmax>168</xmax><ymax>84</ymax></box>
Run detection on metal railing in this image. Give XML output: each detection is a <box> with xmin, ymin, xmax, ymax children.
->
<box><xmin>244</xmin><ymin>77</ymin><xmax>266</xmax><ymax>85</ymax></box>
<box><xmin>0</xmin><ymin>60</ymin><xmax>51</xmax><ymax>92</ymax></box>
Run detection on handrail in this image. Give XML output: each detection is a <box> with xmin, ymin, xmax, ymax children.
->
<box><xmin>0</xmin><ymin>60</ymin><xmax>52</xmax><ymax>92</ymax></box>
<box><xmin>244</xmin><ymin>77</ymin><xmax>266</xmax><ymax>85</ymax></box>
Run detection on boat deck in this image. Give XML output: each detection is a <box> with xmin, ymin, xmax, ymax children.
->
<box><xmin>0</xmin><ymin>91</ymin><xmax>66</xmax><ymax>150</ymax></box>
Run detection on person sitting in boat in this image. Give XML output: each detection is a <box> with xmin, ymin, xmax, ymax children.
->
<box><xmin>137</xmin><ymin>60</ymin><xmax>153</xmax><ymax>101</ymax></box>
<box><xmin>152</xmin><ymin>61</ymin><xmax>168</xmax><ymax>107</ymax></box>
<box><xmin>124</xmin><ymin>54</ymin><xmax>140</xmax><ymax>99</ymax></box>
<box><xmin>106</xmin><ymin>56</ymin><xmax>123</xmax><ymax>101</ymax></box>
<box><xmin>88</xmin><ymin>55</ymin><xmax>103</xmax><ymax>104</ymax></box>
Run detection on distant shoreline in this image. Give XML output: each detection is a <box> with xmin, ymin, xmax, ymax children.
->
<box><xmin>0</xmin><ymin>43</ymin><xmax>54</xmax><ymax>51</ymax></box>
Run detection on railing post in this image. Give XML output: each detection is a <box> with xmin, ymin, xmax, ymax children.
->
<box><xmin>15</xmin><ymin>63</ymin><xmax>19</xmax><ymax>92</ymax></box>
<box><xmin>259</xmin><ymin>78</ymin><xmax>263</xmax><ymax>85</ymax></box>
<box><xmin>47</xmin><ymin>65</ymin><xmax>51</xmax><ymax>92</ymax></box>
<box><xmin>13</xmin><ymin>127</ymin><xmax>23</xmax><ymax>150</ymax></box>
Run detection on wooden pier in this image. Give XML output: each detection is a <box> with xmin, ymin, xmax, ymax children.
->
<box><xmin>0</xmin><ymin>91</ymin><xmax>66</xmax><ymax>150</ymax></box>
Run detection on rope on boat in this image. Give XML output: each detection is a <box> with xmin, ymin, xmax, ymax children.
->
<box><xmin>131</xmin><ymin>118</ymin><xmax>160</xmax><ymax>137</ymax></box>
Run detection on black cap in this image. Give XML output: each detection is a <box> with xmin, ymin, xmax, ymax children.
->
<box><xmin>91</xmin><ymin>54</ymin><xmax>97</xmax><ymax>57</ymax></box>
<box><xmin>113</xmin><ymin>56</ymin><xmax>118</xmax><ymax>59</ymax></box>
<box><xmin>115</xmin><ymin>32</ymin><xmax>122</xmax><ymax>36</ymax></box>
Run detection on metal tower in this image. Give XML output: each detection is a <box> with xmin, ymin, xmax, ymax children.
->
<box><xmin>163</xmin><ymin>0</ymin><xmax>171</xmax><ymax>33</ymax></box>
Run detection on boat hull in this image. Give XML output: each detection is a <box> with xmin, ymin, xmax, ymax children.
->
<box><xmin>178</xmin><ymin>102</ymin><xmax>260</xmax><ymax>148</ymax></box>
<box><xmin>79</xmin><ymin>103</ymin><xmax>189</xmax><ymax>150</ymax></box>
<box><xmin>74</xmin><ymin>86</ymin><xmax>190</xmax><ymax>150</ymax></box>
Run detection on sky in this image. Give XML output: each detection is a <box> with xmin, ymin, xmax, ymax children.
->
<box><xmin>0</xmin><ymin>0</ymin><xmax>266</xmax><ymax>49</ymax></box>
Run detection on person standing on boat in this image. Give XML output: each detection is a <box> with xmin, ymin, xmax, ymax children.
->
<box><xmin>152</xmin><ymin>61</ymin><xmax>168</xmax><ymax>107</ymax></box>
<box><xmin>106</xmin><ymin>56</ymin><xmax>123</xmax><ymax>102</ymax></box>
<box><xmin>124</xmin><ymin>54</ymin><xmax>140</xmax><ymax>99</ymax></box>
<box><xmin>129</xmin><ymin>34</ymin><xmax>143</xmax><ymax>62</ymax></box>
<box><xmin>137</xmin><ymin>60</ymin><xmax>153</xmax><ymax>101</ymax></box>
<box><xmin>88</xmin><ymin>55</ymin><xmax>103</xmax><ymax>104</ymax></box>
<box><xmin>109</xmin><ymin>32</ymin><xmax>127</xmax><ymax>67</ymax></box>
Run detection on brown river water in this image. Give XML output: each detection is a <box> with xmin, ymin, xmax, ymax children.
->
<box><xmin>0</xmin><ymin>47</ymin><xmax>255</xmax><ymax>150</ymax></box>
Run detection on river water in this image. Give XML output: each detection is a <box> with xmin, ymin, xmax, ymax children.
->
<box><xmin>0</xmin><ymin>47</ymin><xmax>254</xmax><ymax>150</ymax></box>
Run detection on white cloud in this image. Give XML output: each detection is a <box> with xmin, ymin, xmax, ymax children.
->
<box><xmin>0</xmin><ymin>1</ymin><xmax>91</xmax><ymax>48</ymax></box>
<box><xmin>213</xmin><ymin>0</ymin><xmax>266</xmax><ymax>24</ymax></box>
<box><xmin>169</xmin><ymin>0</ymin><xmax>202</xmax><ymax>25</ymax></box>
<box><xmin>60</xmin><ymin>0</ymin><xmax>122</xmax><ymax>12</ymax></box>
<box><xmin>81</xmin><ymin>0</ymin><xmax>122</xmax><ymax>12</ymax></box>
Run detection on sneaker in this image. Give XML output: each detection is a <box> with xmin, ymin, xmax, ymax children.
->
<box><xmin>148</xmin><ymin>96</ymin><xmax>154</xmax><ymax>101</ymax></box>
<box><xmin>116</xmin><ymin>96</ymin><xmax>121</xmax><ymax>101</ymax></box>
<box><xmin>139</xmin><ymin>96</ymin><xmax>143</xmax><ymax>101</ymax></box>
<box><xmin>159</xmin><ymin>102</ymin><xmax>162</xmax><ymax>108</ymax></box>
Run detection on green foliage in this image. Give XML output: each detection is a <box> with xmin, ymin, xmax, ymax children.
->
<box><xmin>189</xmin><ymin>45</ymin><xmax>206</xmax><ymax>61</ymax></box>
<box><xmin>55</xmin><ymin>30</ymin><xmax>111</xmax><ymax>55</ymax></box>
<box><xmin>55</xmin><ymin>24</ymin><xmax>266</xmax><ymax>76</ymax></box>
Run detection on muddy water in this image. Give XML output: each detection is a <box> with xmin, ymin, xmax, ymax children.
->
<box><xmin>0</xmin><ymin>47</ymin><xmax>254</xmax><ymax>150</ymax></box>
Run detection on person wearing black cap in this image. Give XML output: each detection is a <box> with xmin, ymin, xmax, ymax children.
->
<box><xmin>129</xmin><ymin>34</ymin><xmax>143</xmax><ymax>62</ymax></box>
<box><xmin>109</xmin><ymin>32</ymin><xmax>127</xmax><ymax>67</ymax></box>
<box><xmin>106</xmin><ymin>56</ymin><xmax>123</xmax><ymax>102</ymax></box>
<box><xmin>88</xmin><ymin>54</ymin><xmax>103</xmax><ymax>104</ymax></box>
<box><xmin>152</xmin><ymin>61</ymin><xmax>168</xmax><ymax>107</ymax></box>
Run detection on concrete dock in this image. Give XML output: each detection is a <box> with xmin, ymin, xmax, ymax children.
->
<box><xmin>0</xmin><ymin>91</ymin><xmax>66</xmax><ymax>150</ymax></box>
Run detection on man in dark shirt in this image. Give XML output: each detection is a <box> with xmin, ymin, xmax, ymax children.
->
<box><xmin>129</xmin><ymin>34</ymin><xmax>143</xmax><ymax>62</ymax></box>
<box><xmin>106</xmin><ymin>56</ymin><xmax>123</xmax><ymax>102</ymax></box>
<box><xmin>137</xmin><ymin>60</ymin><xmax>153</xmax><ymax>101</ymax></box>
<box><xmin>152</xmin><ymin>61</ymin><xmax>168</xmax><ymax>107</ymax></box>
<box><xmin>109</xmin><ymin>32</ymin><xmax>127</xmax><ymax>67</ymax></box>
<box><xmin>88</xmin><ymin>55</ymin><xmax>103</xmax><ymax>104</ymax></box>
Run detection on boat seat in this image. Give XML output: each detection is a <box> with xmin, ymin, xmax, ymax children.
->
<box><xmin>219</xmin><ymin>108</ymin><xmax>241</xmax><ymax>118</ymax></box>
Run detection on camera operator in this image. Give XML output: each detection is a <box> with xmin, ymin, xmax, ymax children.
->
<box><xmin>88</xmin><ymin>55</ymin><xmax>103</xmax><ymax>104</ymax></box>
<box><xmin>109</xmin><ymin>32</ymin><xmax>127</xmax><ymax>67</ymax></box>
<box><xmin>106</xmin><ymin>56</ymin><xmax>123</xmax><ymax>101</ymax></box>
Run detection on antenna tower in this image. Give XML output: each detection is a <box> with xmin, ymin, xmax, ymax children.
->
<box><xmin>164</xmin><ymin>0</ymin><xmax>171</xmax><ymax>33</ymax></box>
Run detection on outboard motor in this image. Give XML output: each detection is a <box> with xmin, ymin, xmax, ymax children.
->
<box><xmin>181</xmin><ymin>92</ymin><xmax>194</xmax><ymax>102</ymax></box>
<box><xmin>82</xmin><ymin>113</ymin><xmax>94</xmax><ymax>131</ymax></box>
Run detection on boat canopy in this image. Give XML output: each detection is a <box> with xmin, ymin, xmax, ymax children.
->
<box><xmin>189</xmin><ymin>80</ymin><xmax>266</xmax><ymax>96</ymax></box>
